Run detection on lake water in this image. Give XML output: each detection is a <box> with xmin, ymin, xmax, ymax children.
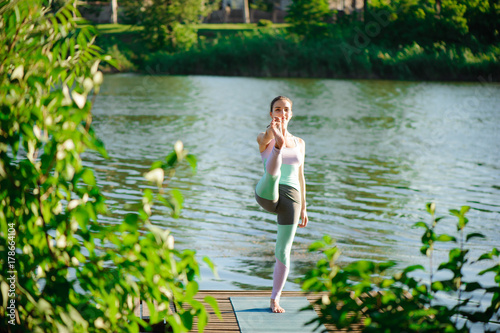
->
<box><xmin>87</xmin><ymin>74</ymin><xmax>499</xmax><ymax>300</ymax></box>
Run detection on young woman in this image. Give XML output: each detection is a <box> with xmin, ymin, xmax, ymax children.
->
<box><xmin>255</xmin><ymin>96</ymin><xmax>308</xmax><ymax>313</ymax></box>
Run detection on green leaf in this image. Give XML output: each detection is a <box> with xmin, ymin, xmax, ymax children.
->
<box><xmin>420</xmin><ymin>245</ymin><xmax>430</xmax><ymax>256</ymax></box>
<box><xmin>436</xmin><ymin>234</ymin><xmax>456</xmax><ymax>242</ymax></box>
<box><xmin>150</xmin><ymin>160</ymin><xmax>163</xmax><ymax>169</ymax></box>
<box><xmin>308</xmin><ymin>240</ymin><xmax>326</xmax><ymax>252</ymax></box>
<box><xmin>413</xmin><ymin>221</ymin><xmax>428</xmax><ymax>230</ymax></box>
<box><xmin>466</xmin><ymin>232</ymin><xmax>485</xmax><ymax>242</ymax></box>
<box><xmin>196</xmin><ymin>309</ymin><xmax>208</xmax><ymax>333</ymax></box>
<box><xmin>381</xmin><ymin>278</ymin><xmax>395</xmax><ymax>288</ymax></box>
<box><xmin>73</xmin><ymin>207</ymin><xmax>89</xmax><ymax>228</ymax></box>
<box><xmin>166</xmin><ymin>315</ymin><xmax>182</xmax><ymax>333</ymax></box>
<box><xmin>143</xmin><ymin>188</ymin><xmax>154</xmax><ymax>202</ymax></box>
<box><xmin>479</xmin><ymin>266</ymin><xmax>500</xmax><ymax>276</ymax></box>
<box><xmin>89</xmin><ymin>136</ymin><xmax>109</xmax><ymax>158</ymax></box>
<box><xmin>378</xmin><ymin>261</ymin><xmax>397</xmax><ymax>272</ymax></box>
<box><xmin>180</xmin><ymin>312</ymin><xmax>193</xmax><ymax>330</ymax></box>
<box><xmin>185</xmin><ymin>154</ymin><xmax>197</xmax><ymax>173</ymax></box>
<box><xmin>165</xmin><ymin>151</ymin><xmax>178</xmax><ymax>167</ymax></box>
<box><xmin>477</xmin><ymin>252</ymin><xmax>493</xmax><ymax>261</ymax></box>
<box><xmin>458</xmin><ymin>216</ymin><xmax>468</xmax><ymax>230</ymax></box>
<box><xmin>460</xmin><ymin>206</ymin><xmax>470</xmax><ymax>215</ymax></box>
<box><xmin>202</xmin><ymin>256</ymin><xmax>218</xmax><ymax>278</ymax></box>
<box><xmin>403</xmin><ymin>265</ymin><xmax>425</xmax><ymax>273</ymax></box>
<box><xmin>169</xmin><ymin>189</ymin><xmax>184</xmax><ymax>217</ymax></box>
<box><xmin>431</xmin><ymin>281</ymin><xmax>444</xmax><ymax>291</ymax></box>
<box><xmin>204</xmin><ymin>295</ymin><xmax>221</xmax><ymax>319</ymax></box>
<box><xmin>81</xmin><ymin>168</ymin><xmax>96</xmax><ymax>186</ymax></box>
<box><xmin>185</xmin><ymin>281</ymin><xmax>199</xmax><ymax>299</ymax></box>
<box><xmin>50</xmin><ymin>16</ymin><xmax>59</xmax><ymax>35</ymax></box>
<box><xmin>435</xmin><ymin>216</ymin><xmax>445</xmax><ymax>222</ymax></box>
<box><xmin>425</xmin><ymin>202</ymin><xmax>436</xmax><ymax>215</ymax></box>
<box><xmin>124</xmin><ymin>213</ymin><xmax>139</xmax><ymax>226</ymax></box>
<box><xmin>464</xmin><ymin>282</ymin><xmax>483</xmax><ymax>292</ymax></box>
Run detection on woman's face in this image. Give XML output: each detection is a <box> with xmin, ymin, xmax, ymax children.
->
<box><xmin>270</xmin><ymin>100</ymin><xmax>292</xmax><ymax>123</ymax></box>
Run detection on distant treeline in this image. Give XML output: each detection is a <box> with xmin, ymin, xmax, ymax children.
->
<box><xmin>97</xmin><ymin>28</ymin><xmax>499</xmax><ymax>81</ymax></box>
<box><xmin>96</xmin><ymin>0</ymin><xmax>500</xmax><ymax>81</ymax></box>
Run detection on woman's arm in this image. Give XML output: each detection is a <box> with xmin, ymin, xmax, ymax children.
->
<box><xmin>298</xmin><ymin>139</ymin><xmax>308</xmax><ymax>228</ymax></box>
<box><xmin>257</xmin><ymin>126</ymin><xmax>274</xmax><ymax>153</ymax></box>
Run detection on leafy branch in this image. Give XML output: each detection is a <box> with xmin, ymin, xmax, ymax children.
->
<box><xmin>300</xmin><ymin>203</ymin><xmax>499</xmax><ymax>332</ymax></box>
<box><xmin>0</xmin><ymin>1</ymin><xmax>218</xmax><ymax>332</ymax></box>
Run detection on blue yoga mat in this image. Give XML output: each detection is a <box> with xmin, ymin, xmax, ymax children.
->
<box><xmin>230</xmin><ymin>297</ymin><xmax>322</xmax><ymax>333</ymax></box>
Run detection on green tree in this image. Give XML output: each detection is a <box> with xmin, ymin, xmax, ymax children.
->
<box><xmin>0</xmin><ymin>0</ymin><xmax>218</xmax><ymax>332</ymax></box>
<box><xmin>368</xmin><ymin>0</ymin><xmax>469</xmax><ymax>46</ymax></box>
<box><xmin>459</xmin><ymin>0</ymin><xmax>500</xmax><ymax>45</ymax></box>
<box><xmin>120</xmin><ymin>0</ymin><xmax>220</xmax><ymax>51</ymax></box>
<box><xmin>249</xmin><ymin>0</ymin><xmax>276</xmax><ymax>12</ymax></box>
<box><xmin>286</xmin><ymin>0</ymin><xmax>333</xmax><ymax>37</ymax></box>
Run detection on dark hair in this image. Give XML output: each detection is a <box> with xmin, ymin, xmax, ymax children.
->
<box><xmin>270</xmin><ymin>96</ymin><xmax>293</xmax><ymax>113</ymax></box>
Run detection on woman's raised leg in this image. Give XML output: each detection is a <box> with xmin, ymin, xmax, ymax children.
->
<box><xmin>255</xmin><ymin>146</ymin><xmax>282</xmax><ymax>204</ymax></box>
<box><xmin>255</xmin><ymin>118</ymin><xmax>285</xmax><ymax>208</ymax></box>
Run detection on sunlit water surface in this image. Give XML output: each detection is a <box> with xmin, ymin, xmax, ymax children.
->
<box><xmin>87</xmin><ymin>74</ymin><xmax>499</xmax><ymax>327</ymax></box>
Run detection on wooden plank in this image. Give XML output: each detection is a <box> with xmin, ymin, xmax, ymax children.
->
<box><xmin>134</xmin><ymin>290</ymin><xmax>362</xmax><ymax>333</ymax></box>
<box><xmin>189</xmin><ymin>290</ymin><xmax>352</xmax><ymax>333</ymax></box>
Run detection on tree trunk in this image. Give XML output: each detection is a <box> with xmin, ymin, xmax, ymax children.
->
<box><xmin>272</xmin><ymin>0</ymin><xmax>279</xmax><ymax>23</ymax></box>
<box><xmin>111</xmin><ymin>0</ymin><xmax>118</xmax><ymax>24</ymax></box>
<box><xmin>243</xmin><ymin>0</ymin><xmax>250</xmax><ymax>23</ymax></box>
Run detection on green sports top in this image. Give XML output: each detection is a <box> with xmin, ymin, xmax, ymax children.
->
<box><xmin>261</xmin><ymin>137</ymin><xmax>303</xmax><ymax>192</ymax></box>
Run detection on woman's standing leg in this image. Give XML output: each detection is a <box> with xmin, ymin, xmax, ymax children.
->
<box><xmin>270</xmin><ymin>185</ymin><xmax>301</xmax><ymax>313</ymax></box>
<box><xmin>271</xmin><ymin>224</ymin><xmax>298</xmax><ymax>298</ymax></box>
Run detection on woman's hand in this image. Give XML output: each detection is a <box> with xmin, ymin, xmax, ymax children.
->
<box><xmin>257</xmin><ymin>117</ymin><xmax>282</xmax><ymax>152</ymax></box>
<box><xmin>270</xmin><ymin>117</ymin><xmax>285</xmax><ymax>149</ymax></box>
<box><xmin>299</xmin><ymin>208</ymin><xmax>308</xmax><ymax>228</ymax></box>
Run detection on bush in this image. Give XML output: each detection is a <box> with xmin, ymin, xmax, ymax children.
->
<box><xmin>300</xmin><ymin>203</ymin><xmax>500</xmax><ymax>332</ymax></box>
<box><xmin>285</xmin><ymin>0</ymin><xmax>333</xmax><ymax>38</ymax></box>
<box><xmin>0</xmin><ymin>1</ymin><xmax>218</xmax><ymax>332</ymax></box>
<box><xmin>136</xmin><ymin>29</ymin><xmax>499</xmax><ymax>80</ymax></box>
<box><xmin>101</xmin><ymin>44</ymin><xmax>137</xmax><ymax>72</ymax></box>
<box><xmin>257</xmin><ymin>19</ymin><xmax>273</xmax><ymax>27</ymax></box>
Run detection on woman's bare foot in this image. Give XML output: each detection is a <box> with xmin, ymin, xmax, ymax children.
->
<box><xmin>270</xmin><ymin>298</ymin><xmax>285</xmax><ymax>313</ymax></box>
<box><xmin>270</xmin><ymin>117</ymin><xmax>285</xmax><ymax>149</ymax></box>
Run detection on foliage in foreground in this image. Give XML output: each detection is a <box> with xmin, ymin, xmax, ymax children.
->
<box><xmin>301</xmin><ymin>204</ymin><xmax>500</xmax><ymax>332</ymax></box>
<box><xmin>0</xmin><ymin>1</ymin><xmax>218</xmax><ymax>332</ymax></box>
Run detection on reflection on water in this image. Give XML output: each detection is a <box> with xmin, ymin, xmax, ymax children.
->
<box><xmin>87</xmin><ymin>74</ymin><xmax>500</xmax><ymax>295</ymax></box>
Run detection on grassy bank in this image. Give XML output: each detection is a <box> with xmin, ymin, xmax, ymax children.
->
<box><xmin>94</xmin><ymin>24</ymin><xmax>500</xmax><ymax>81</ymax></box>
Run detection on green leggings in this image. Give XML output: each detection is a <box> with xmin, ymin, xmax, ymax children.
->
<box><xmin>255</xmin><ymin>173</ymin><xmax>300</xmax><ymax>299</ymax></box>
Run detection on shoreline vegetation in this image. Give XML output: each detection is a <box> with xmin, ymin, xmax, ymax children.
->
<box><xmin>93</xmin><ymin>23</ymin><xmax>500</xmax><ymax>82</ymax></box>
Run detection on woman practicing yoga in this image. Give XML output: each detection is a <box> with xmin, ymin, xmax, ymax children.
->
<box><xmin>255</xmin><ymin>96</ymin><xmax>308</xmax><ymax>313</ymax></box>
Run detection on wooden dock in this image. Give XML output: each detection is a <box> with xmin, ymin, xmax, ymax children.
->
<box><xmin>136</xmin><ymin>290</ymin><xmax>361</xmax><ymax>333</ymax></box>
